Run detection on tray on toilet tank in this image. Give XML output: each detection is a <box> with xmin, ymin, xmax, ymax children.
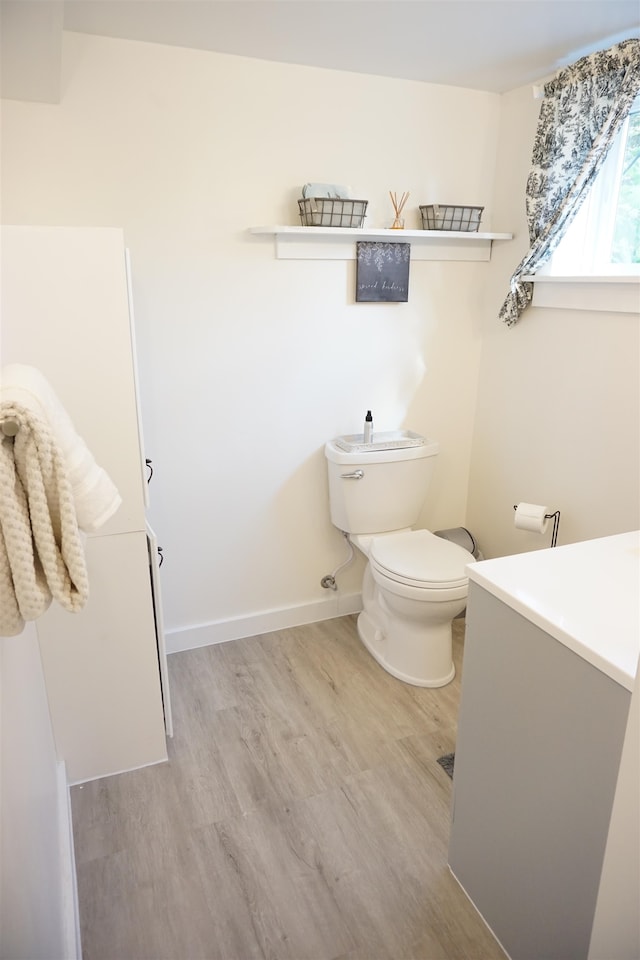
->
<box><xmin>333</xmin><ymin>430</ymin><xmax>426</xmax><ymax>453</ymax></box>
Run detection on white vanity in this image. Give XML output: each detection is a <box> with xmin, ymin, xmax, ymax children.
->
<box><xmin>449</xmin><ymin>531</ymin><xmax>639</xmax><ymax>960</ymax></box>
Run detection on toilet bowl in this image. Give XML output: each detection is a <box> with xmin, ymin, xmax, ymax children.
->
<box><xmin>353</xmin><ymin>530</ymin><xmax>472</xmax><ymax>687</ymax></box>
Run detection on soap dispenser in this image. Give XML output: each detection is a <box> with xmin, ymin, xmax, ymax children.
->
<box><xmin>364</xmin><ymin>410</ymin><xmax>373</xmax><ymax>443</ymax></box>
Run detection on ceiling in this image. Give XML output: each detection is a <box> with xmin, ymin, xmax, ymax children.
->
<box><xmin>62</xmin><ymin>0</ymin><xmax>640</xmax><ymax>92</ymax></box>
<box><xmin>1</xmin><ymin>0</ymin><xmax>639</xmax><ymax>103</ymax></box>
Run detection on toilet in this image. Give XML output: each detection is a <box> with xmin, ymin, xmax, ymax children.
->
<box><xmin>324</xmin><ymin>432</ymin><xmax>474</xmax><ymax>687</ymax></box>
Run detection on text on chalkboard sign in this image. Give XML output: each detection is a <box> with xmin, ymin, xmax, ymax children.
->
<box><xmin>356</xmin><ymin>241</ymin><xmax>410</xmax><ymax>303</ymax></box>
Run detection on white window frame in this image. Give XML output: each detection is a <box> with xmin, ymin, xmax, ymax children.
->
<box><xmin>525</xmin><ymin>96</ymin><xmax>640</xmax><ymax>314</ymax></box>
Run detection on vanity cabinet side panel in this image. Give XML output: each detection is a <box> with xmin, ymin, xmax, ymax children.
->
<box><xmin>449</xmin><ymin>582</ymin><xmax>631</xmax><ymax>960</ymax></box>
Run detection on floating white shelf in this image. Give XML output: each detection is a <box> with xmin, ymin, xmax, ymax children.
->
<box><xmin>249</xmin><ymin>225</ymin><xmax>513</xmax><ymax>261</ymax></box>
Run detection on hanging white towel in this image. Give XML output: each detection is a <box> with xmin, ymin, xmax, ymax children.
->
<box><xmin>1</xmin><ymin>364</ymin><xmax>121</xmax><ymax>532</ymax></box>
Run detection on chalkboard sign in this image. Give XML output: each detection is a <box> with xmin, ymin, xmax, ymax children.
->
<box><xmin>356</xmin><ymin>241</ymin><xmax>410</xmax><ymax>302</ymax></box>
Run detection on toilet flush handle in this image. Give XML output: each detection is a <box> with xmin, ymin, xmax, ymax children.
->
<box><xmin>341</xmin><ymin>469</ymin><xmax>364</xmax><ymax>479</ymax></box>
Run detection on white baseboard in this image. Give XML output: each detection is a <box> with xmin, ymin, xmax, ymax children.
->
<box><xmin>57</xmin><ymin>760</ymin><xmax>82</xmax><ymax>960</ymax></box>
<box><xmin>69</xmin><ymin>755</ymin><xmax>169</xmax><ymax>787</ymax></box>
<box><xmin>165</xmin><ymin>592</ymin><xmax>363</xmax><ymax>654</ymax></box>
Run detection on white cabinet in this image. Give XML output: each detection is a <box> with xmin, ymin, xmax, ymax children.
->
<box><xmin>1</xmin><ymin>225</ymin><xmax>169</xmax><ymax>783</ymax></box>
<box><xmin>449</xmin><ymin>534</ymin><xmax>638</xmax><ymax>960</ymax></box>
<box><xmin>37</xmin><ymin>532</ymin><xmax>168</xmax><ymax>782</ymax></box>
<box><xmin>449</xmin><ymin>584</ymin><xmax>631</xmax><ymax>960</ymax></box>
<box><xmin>2</xmin><ymin>226</ymin><xmax>148</xmax><ymax>535</ymax></box>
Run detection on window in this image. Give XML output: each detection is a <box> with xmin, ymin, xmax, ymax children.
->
<box><xmin>545</xmin><ymin>99</ymin><xmax>640</xmax><ymax>276</ymax></box>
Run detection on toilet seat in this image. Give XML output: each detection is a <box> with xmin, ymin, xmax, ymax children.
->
<box><xmin>370</xmin><ymin>529</ymin><xmax>472</xmax><ymax>590</ymax></box>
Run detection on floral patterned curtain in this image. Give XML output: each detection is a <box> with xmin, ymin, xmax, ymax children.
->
<box><xmin>500</xmin><ymin>38</ymin><xmax>640</xmax><ymax>326</ymax></box>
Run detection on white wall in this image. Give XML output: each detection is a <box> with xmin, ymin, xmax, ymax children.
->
<box><xmin>4</xmin><ymin>36</ymin><xmax>635</xmax><ymax>649</ymax></box>
<box><xmin>467</xmin><ymin>84</ymin><xmax>640</xmax><ymax>558</ymax></box>
<box><xmin>1</xmin><ymin>32</ymin><xmax>501</xmax><ymax>646</ymax></box>
<box><xmin>0</xmin><ymin>625</ymin><xmax>78</xmax><ymax>959</ymax></box>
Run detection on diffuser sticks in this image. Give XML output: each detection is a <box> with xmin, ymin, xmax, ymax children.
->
<box><xmin>389</xmin><ymin>191</ymin><xmax>410</xmax><ymax>229</ymax></box>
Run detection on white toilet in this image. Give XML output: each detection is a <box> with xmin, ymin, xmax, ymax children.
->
<box><xmin>324</xmin><ymin>432</ymin><xmax>474</xmax><ymax>687</ymax></box>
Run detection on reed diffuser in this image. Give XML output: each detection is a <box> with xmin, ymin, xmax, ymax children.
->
<box><xmin>389</xmin><ymin>191</ymin><xmax>409</xmax><ymax>229</ymax></box>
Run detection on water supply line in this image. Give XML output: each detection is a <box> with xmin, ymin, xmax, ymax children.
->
<box><xmin>320</xmin><ymin>531</ymin><xmax>354</xmax><ymax>590</ymax></box>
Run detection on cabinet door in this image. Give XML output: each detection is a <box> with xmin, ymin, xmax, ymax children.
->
<box><xmin>37</xmin><ymin>531</ymin><xmax>168</xmax><ymax>784</ymax></box>
<box><xmin>147</xmin><ymin>522</ymin><xmax>173</xmax><ymax>737</ymax></box>
<box><xmin>449</xmin><ymin>583</ymin><xmax>631</xmax><ymax>960</ymax></box>
<box><xmin>1</xmin><ymin>225</ymin><xmax>147</xmax><ymax>535</ymax></box>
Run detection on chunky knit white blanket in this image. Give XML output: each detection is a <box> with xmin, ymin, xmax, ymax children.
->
<box><xmin>0</xmin><ymin>401</ymin><xmax>89</xmax><ymax>636</ymax></box>
<box><xmin>0</xmin><ymin>365</ymin><xmax>122</xmax><ymax>637</ymax></box>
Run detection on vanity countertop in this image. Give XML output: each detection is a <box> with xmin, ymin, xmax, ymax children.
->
<box><xmin>466</xmin><ymin>530</ymin><xmax>640</xmax><ymax>691</ymax></box>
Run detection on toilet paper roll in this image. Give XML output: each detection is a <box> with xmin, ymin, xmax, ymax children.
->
<box><xmin>514</xmin><ymin>502</ymin><xmax>549</xmax><ymax>534</ymax></box>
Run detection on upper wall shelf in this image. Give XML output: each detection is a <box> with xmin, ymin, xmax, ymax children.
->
<box><xmin>249</xmin><ymin>225</ymin><xmax>513</xmax><ymax>261</ymax></box>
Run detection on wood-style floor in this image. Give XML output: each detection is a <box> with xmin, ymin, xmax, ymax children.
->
<box><xmin>71</xmin><ymin>615</ymin><xmax>506</xmax><ymax>960</ymax></box>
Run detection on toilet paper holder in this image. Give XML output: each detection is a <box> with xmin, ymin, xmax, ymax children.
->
<box><xmin>513</xmin><ymin>505</ymin><xmax>561</xmax><ymax>547</ymax></box>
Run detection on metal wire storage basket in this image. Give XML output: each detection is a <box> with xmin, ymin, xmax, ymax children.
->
<box><xmin>298</xmin><ymin>198</ymin><xmax>368</xmax><ymax>228</ymax></box>
<box><xmin>419</xmin><ymin>204</ymin><xmax>484</xmax><ymax>232</ymax></box>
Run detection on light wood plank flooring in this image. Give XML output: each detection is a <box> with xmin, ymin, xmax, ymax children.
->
<box><xmin>71</xmin><ymin>615</ymin><xmax>506</xmax><ymax>960</ymax></box>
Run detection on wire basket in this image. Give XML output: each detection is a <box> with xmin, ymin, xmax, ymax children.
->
<box><xmin>298</xmin><ymin>198</ymin><xmax>368</xmax><ymax>228</ymax></box>
<box><xmin>419</xmin><ymin>204</ymin><xmax>484</xmax><ymax>232</ymax></box>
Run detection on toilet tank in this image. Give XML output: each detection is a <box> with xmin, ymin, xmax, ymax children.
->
<box><xmin>324</xmin><ymin>433</ymin><xmax>439</xmax><ymax>534</ymax></box>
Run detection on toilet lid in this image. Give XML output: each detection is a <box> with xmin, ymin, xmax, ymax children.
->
<box><xmin>370</xmin><ymin>529</ymin><xmax>472</xmax><ymax>588</ymax></box>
